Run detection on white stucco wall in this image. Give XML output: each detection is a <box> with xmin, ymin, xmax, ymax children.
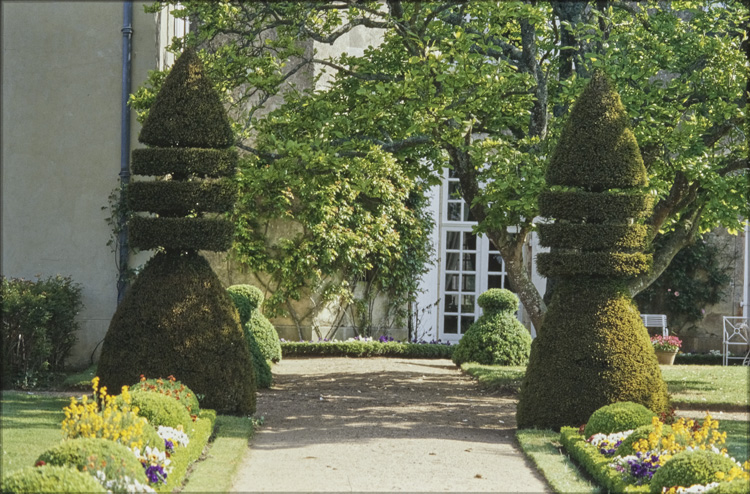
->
<box><xmin>1</xmin><ymin>1</ymin><xmax>157</xmax><ymax>368</ymax></box>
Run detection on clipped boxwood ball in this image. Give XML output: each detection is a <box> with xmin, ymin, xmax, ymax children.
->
<box><xmin>650</xmin><ymin>450</ymin><xmax>738</xmax><ymax>494</ymax></box>
<box><xmin>131</xmin><ymin>377</ymin><xmax>200</xmax><ymax>415</ymax></box>
<box><xmin>227</xmin><ymin>285</ymin><xmax>265</xmax><ymax>316</ymax></box>
<box><xmin>477</xmin><ymin>288</ymin><xmax>519</xmax><ymax>313</ymax></box>
<box><xmin>247</xmin><ymin>311</ymin><xmax>282</xmax><ymax>363</ymax></box>
<box><xmin>246</xmin><ymin>329</ymin><xmax>272</xmax><ymax>389</ymax></box>
<box><xmin>709</xmin><ymin>479</ymin><xmax>750</xmax><ymax>493</ymax></box>
<box><xmin>584</xmin><ymin>401</ymin><xmax>657</xmax><ymax>437</ymax></box>
<box><xmin>452</xmin><ymin>290</ymin><xmax>531</xmax><ymax>366</ymax></box>
<box><xmin>1</xmin><ymin>465</ymin><xmax>106</xmax><ymax>493</ymax></box>
<box><xmin>615</xmin><ymin>423</ymin><xmax>673</xmax><ymax>456</ymax></box>
<box><xmin>122</xmin><ymin>390</ymin><xmax>193</xmax><ymax>431</ymax></box>
<box><xmin>36</xmin><ymin>437</ymin><xmax>146</xmax><ymax>486</ymax></box>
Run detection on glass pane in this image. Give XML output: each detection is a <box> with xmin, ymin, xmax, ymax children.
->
<box><xmin>462</xmin><ymin>233</ymin><xmax>476</xmax><ymax>251</ymax></box>
<box><xmin>461</xmin><ymin>295</ymin><xmax>475</xmax><ymax>313</ymax></box>
<box><xmin>445</xmin><ymin>253</ymin><xmax>460</xmax><ymax>271</ymax></box>
<box><xmin>445</xmin><ymin>273</ymin><xmax>459</xmax><ymax>291</ymax></box>
<box><xmin>462</xmin><ymin>274</ymin><xmax>475</xmax><ymax>291</ymax></box>
<box><xmin>445</xmin><ymin>294</ymin><xmax>458</xmax><ymax>313</ymax></box>
<box><xmin>445</xmin><ymin>231</ymin><xmax>460</xmax><ymax>250</ymax></box>
<box><xmin>448</xmin><ymin>202</ymin><xmax>462</xmax><ymax>221</ymax></box>
<box><xmin>462</xmin><ymin>253</ymin><xmax>476</xmax><ymax>271</ymax></box>
<box><xmin>488</xmin><ymin>275</ymin><xmax>502</xmax><ymax>289</ymax></box>
<box><xmin>488</xmin><ymin>253</ymin><xmax>504</xmax><ymax>273</ymax></box>
<box><xmin>460</xmin><ymin>315</ymin><xmax>475</xmax><ymax>334</ymax></box>
<box><xmin>444</xmin><ymin>315</ymin><xmax>458</xmax><ymax>334</ymax></box>
<box><xmin>448</xmin><ymin>181</ymin><xmax>462</xmax><ymax>199</ymax></box>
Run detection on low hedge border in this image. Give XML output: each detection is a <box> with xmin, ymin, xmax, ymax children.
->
<box><xmin>156</xmin><ymin>408</ymin><xmax>216</xmax><ymax>493</ymax></box>
<box><xmin>281</xmin><ymin>341</ymin><xmax>455</xmax><ymax>359</ymax></box>
<box><xmin>559</xmin><ymin>426</ymin><xmax>649</xmax><ymax>494</ymax></box>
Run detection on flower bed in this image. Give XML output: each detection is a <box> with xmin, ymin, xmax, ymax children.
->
<box><xmin>1</xmin><ymin>376</ymin><xmax>215</xmax><ymax>493</ymax></box>
<box><xmin>280</xmin><ymin>337</ymin><xmax>455</xmax><ymax>359</ymax></box>
<box><xmin>560</xmin><ymin>404</ymin><xmax>750</xmax><ymax>494</ymax></box>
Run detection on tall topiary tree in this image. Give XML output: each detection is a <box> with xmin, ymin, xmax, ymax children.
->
<box><xmin>516</xmin><ymin>71</ymin><xmax>669</xmax><ymax>430</ymax></box>
<box><xmin>97</xmin><ymin>48</ymin><xmax>256</xmax><ymax>415</ymax></box>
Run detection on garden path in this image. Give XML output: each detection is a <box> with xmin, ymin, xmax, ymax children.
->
<box><xmin>230</xmin><ymin>357</ymin><xmax>550</xmax><ymax>492</ymax></box>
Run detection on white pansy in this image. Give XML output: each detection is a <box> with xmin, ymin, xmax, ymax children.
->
<box><xmin>157</xmin><ymin>425</ymin><xmax>190</xmax><ymax>447</ymax></box>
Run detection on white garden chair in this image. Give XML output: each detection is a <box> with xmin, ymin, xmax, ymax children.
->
<box><xmin>722</xmin><ymin>316</ymin><xmax>750</xmax><ymax>366</ymax></box>
<box><xmin>640</xmin><ymin>314</ymin><xmax>669</xmax><ymax>338</ymax></box>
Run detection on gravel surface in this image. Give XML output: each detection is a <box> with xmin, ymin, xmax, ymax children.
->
<box><xmin>230</xmin><ymin>357</ymin><xmax>551</xmax><ymax>493</ymax></box>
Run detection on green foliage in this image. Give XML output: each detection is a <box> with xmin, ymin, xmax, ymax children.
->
<box><xmin>226</xmin><ymin>285</ymin><xmax>265</xmax><ymax>324</ymax></box>
<box><xmin>649</xmin><ymin>450</ymin><xmax>738</xmax><ymax>494</ymax></box>
<box><xmin>476</xmin><ymin>288</ymin><xmax>520</xmax><ymax>313</ymax></box>
<box><xmin>131</xmin><ymin>376</ymin><xmax>200</xmax><ymax>415</ymax></box>
<box><xmin>710</xmin><ymin>479</ymin><xmax>750</xmax><ymax>494</ymax></box>
<box><xmin>547</xmin><ymin>72</ymin><xmax>647</xmax><ymax>190</ymax></box>
<box><xmin>537</xmin><ymin>223</ymin><xmax>649</xmax><ymax>251</ymax></box>
<box><xmin>635</xmin><ymin>234</ymin><xmax>733</xmax><ymax>332</ymax></box>
<box><xmin>131</xmin><ymin>147</ymin><xmax>237</xmax><ymax>178</ymax></box>
<box><xmin>538</xmin><ymin>190</ymin><xmax>654</xmax><ymax>223</ymax></box>
<box><xmin>452</xmin><ymin>289</ymin><xmax>531</xmax><ymax>366</ymax></box>
<box><xmin>246</xmin><ymin>312</ymin><xmax>282</xmax><ymax>364</ymax></box>
<box><xmin>559</xmin><ymin>427</ymin><xmax>650</xmax><ymax>494</ymax></box>
<box><xmin>139</xmin><ymin>48</ymin><xmax>233</xmax><ymax>148</ymax></box>
<box><xmin>156</xmin><ymin>409</ymin><xmax>215</xmax><ymax>493</ymax></box>
<box><xmin>36</xmin><ymin>437</ymin><xmax>147</xmax><ymax>487</ymax></box>
<box><xmin>616</xmin><ymin>424</ymin><xmax>674</xmax><ymax>457</ymax></box>
<box><xmin>583</xmin><ymin>402</ymin><xmax>657</xmax><ymax>437</ymax></box>
<box><xmin>128</xmin><ymin>211</ymin><xmax>234</xmax><ymax>253</ymax></box>
<box><xmin>0</xmin><ymin>465</ymin><xmax>107</xmax><ymax>493</ymax></box>
<box><xmin>131</xmin><ymin>1</ymin><xmax>749</xmax><ymax>335</ymax></box>
<box><xmin>281</xmin><ymin>341</ymin><xmax>455</xmax><ymax>359</ymax></box>
<box><xmin>245</xmin><ymin>329</ymin><xmax>272</xmax><ymax>389</ymax></box>
<box><xmin>1</xmin><ymin>275</ymin><xmax>82</xmax><ymax>389</ymax></box>
<box><xmin>518</xmin><ymin>72</ymin><xmax>669</xmax><ymax>430</ymax></box>
<box><xmin>97</xmin><ymin>251</ymin><xmax>256</xmax><ymax>415</ymax></box>
<box><xmin>120</xmin><ymin>390</ymin><xmax>193</xmax><ymax>430</ymax></box>
<box><xmin>127</xmin><ymin>180</ymin><xmax>237</xmax><ymax>215</ymax></box>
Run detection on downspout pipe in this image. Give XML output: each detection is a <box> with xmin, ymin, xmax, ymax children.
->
<box><xmin>118</xmin><ymin>1</ymin><xmax>133</xmax><ymax>304</ymax></box>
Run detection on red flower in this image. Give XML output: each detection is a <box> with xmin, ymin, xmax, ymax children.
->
<box><xmin>35</xmin><ymin>460</ymin><xmax>46</xmax><ymax>467</ymax></box>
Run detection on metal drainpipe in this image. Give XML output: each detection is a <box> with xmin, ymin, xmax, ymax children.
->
<box><xmin>118</xmin><ymin>1</ymin><xmax>133</xmax><ymax>304</ymax></box>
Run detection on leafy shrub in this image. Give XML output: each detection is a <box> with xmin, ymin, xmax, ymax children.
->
<box><xmin>97</xmin><ymin>252</ymin><xmax>257</xmax><ymax>415</ymax></box>
<box><xmin>649</xmin><ymin>450</ymin><xmax>737</xmax><ymax>494</ymax></box>
<box><xmin>584</xmin><ymin>402</ymin><xmax>657</xmax><ymax>437</ymax></box>
<box><xmin>247</xmin><ymin>311</ymin><xmax>282</xmax><ymax>363</ymax></box>
<box><xmin>244</xmin><ymin>329</ymin><xmax>272</xmax><ymax>388</ymax></box>
<box><xmin>452</xmin><ymin>289</ymin><xmax>531</xmax><ymax>366</ymax></box>
<box><xmin>2</xmin><ymin>275</ymin><xmax>82</xmax><ymax>388</ymax></box>
<box><xmin>0</xmin><ymin>464</ymin><xmax>106</xmax><ymax>493</ymax></box>
<box><xmin>227</xmin><ymin>285</ymin><xmax>264</xmax><ymax>323</ymax></box>
<box><xmin>615</xmin><ymin>424</ymin><xmax>674</xmax><ymax>457</ymax></box>
<box><xmin>518</xmin><ymin>72</ymin><xmax>669</xmax><ymax>430</ymax></box>
<box><xmin>121</xmin><ymin>390</ymin><xmax>193</xmax><ymax>431</ymax></box>
<box><xmin>36</xmin><ymin>437</ymin><xmax>147</xmax><ymax>490</ymax></box>
<box><xmin>710</xmin><ymin>479</ymin><xmax>750</xmax><ymax>493</ymax></box>
<box><xmin>131</xmin><ymin>375</ymin><xmax>200</xmax><ymax>415</ymax></box>
<box><xmin>281</xmin><ymin>340</ymin><xmax>455</xmax><ymax>359</ymax></box>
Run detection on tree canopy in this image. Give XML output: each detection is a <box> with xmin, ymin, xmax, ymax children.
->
<box><xmin>133</xmin><ymin>0</ymin><xmax>749</xmax><ymax>332</ymax></box>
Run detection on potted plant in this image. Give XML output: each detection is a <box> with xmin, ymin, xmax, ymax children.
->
<box><xmin>651</xmin><ymin>335</ymin><xmax>682</xmax><ymax>365</ymax></box>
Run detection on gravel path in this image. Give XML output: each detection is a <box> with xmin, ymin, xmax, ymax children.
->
<box><xmin>230</xmin><ymin>358</ymin><xmax>550</xmax><ymax>493</ymax></box>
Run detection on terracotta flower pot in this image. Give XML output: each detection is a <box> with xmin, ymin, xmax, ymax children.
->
<box><xmin>655</xmin><ymin>349</ymin><xmax>678</xmax><ymax>365</ymax></box>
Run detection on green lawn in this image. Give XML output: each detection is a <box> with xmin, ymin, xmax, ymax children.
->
<box><xmin>1</xmin><ymin>391</ymin><xmax>68</xmax><ymax>475</ymax></box>
<box><xmin>462</xmin><ymin>363</ymin><xmax>749</xmax><ymax>408</ymax></box>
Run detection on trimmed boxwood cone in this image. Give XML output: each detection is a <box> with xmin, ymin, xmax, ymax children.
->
<box><xmin>98</xmin><ymin>48</ymin><xmax>256</xmax><ymax>414</ymax></box>
<box><xmin>516</xmin><ymin>71</ymin><xmax>669</xmax><ymax>430</ymax></box>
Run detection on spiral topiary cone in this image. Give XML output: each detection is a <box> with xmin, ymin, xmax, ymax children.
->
<box><xmin>516</xmin><ymin>71</ymin><xmax>669</xmax><ymax>430</ymax></box>
<box><xmin>97</xmin><ymin>48</ymin><xmax>256</xmax><ymax>414</ymax></box>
